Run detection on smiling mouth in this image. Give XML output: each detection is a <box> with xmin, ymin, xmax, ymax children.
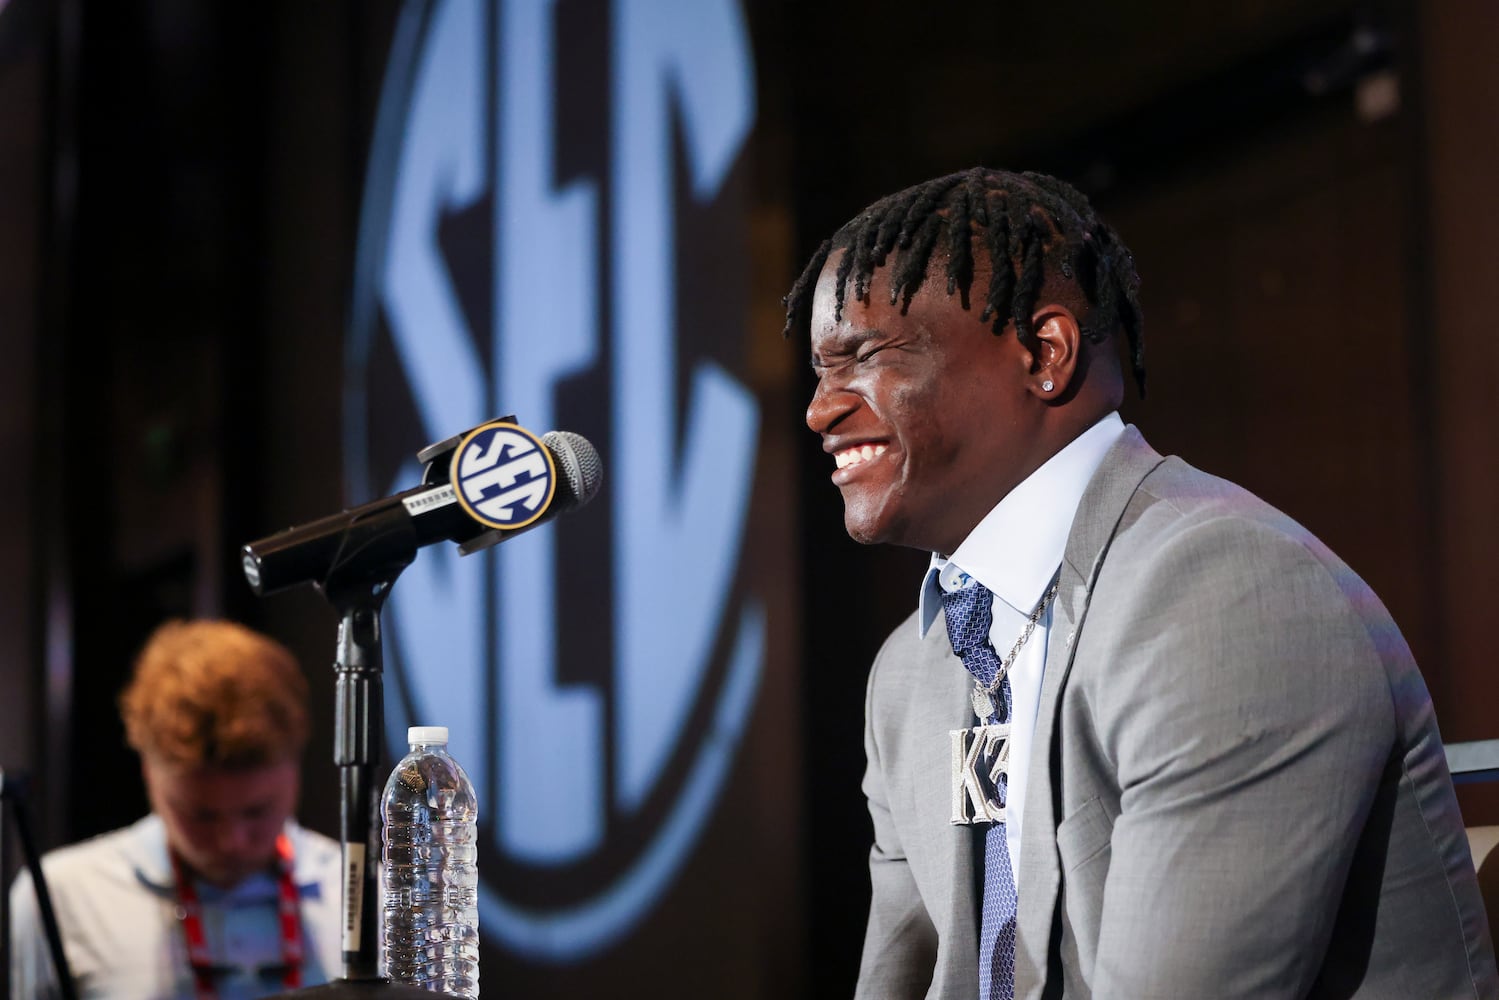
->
<box><xmin>834</xmin><ymin>443</ymin><xmax>888</xmax><ymax>470</ymax></box>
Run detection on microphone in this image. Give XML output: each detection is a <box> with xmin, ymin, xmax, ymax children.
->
<box><xmin>242</xmin><ymin>420</ymin><xmax>603</xmax><ymax>596</ymax></box>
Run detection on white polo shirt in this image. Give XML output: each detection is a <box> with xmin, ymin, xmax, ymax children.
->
<box><xmin>9</xmin><ymin>814</ymin><xmax>345</xmax><ymax>999</ymax></box>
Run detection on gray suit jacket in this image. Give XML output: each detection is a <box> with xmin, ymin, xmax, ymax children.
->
<box><xmin>854</xmin><ymin>428</ymin><xmax>1497</xmax><ymax>999</ymax></box>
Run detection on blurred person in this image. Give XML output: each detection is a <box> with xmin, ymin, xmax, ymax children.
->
<box><xmin>9</xmin><ymin>619</ymin><xmax>342</xmax><ymax>999</ymax></box>
<box><xmin>784</xmin><ymin>166</ymin><xmax>1497</xmax><ymax>998</ymax></box>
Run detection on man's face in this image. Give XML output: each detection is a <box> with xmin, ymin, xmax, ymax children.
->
<box><xmin>806</xmin><ymin>250</ymin><xmax>1046</xmax><ymax>554</ymax></box>
<box><xmin>143</xmin><ymin>756</ymin><xmax>301</xmax><ymax>888</ymax></box>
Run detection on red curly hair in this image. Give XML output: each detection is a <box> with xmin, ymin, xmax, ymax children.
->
<box><xmin>119</xmin><ymin>619</ymin><xmax>309</xmax><ymax>768</ymax></box>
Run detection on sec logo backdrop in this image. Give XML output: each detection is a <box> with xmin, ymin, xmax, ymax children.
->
<box><xmin>344</xmin><ymin>0</ymin><xmax>763</xmax><ymax>961</ymax></box>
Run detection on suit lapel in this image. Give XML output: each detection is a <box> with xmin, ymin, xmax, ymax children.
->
<box><xmin>1014</xmin><ymin>426</ymin><xmax>1167</xmax><ymax>997</ymax></box>
<box><xmin>917</xmin><ymin>616</ymin><xmax>982</xmax><ymax>983</ymax></box>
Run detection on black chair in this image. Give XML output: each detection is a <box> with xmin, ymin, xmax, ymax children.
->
<box><xmin>1445</xmin><ymin>739</ymin><xmax>1499</xmax><ymax>951</ymax></box>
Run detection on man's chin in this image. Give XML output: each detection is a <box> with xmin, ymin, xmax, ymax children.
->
<box><xmin>842</xmin><ymin>514</ymin><xmax>881</xmax><ymax>546</ymax></box>
<box><xmin>842</xmin><ymin>507</ymin><xmax>900</xmax><ymax>548</ymax></box>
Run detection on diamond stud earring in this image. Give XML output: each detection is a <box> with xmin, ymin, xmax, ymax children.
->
<box><xmin>1042</xmin><ymin>379</ymin><xmax>1055</xmax><ymax>392</ymax></box>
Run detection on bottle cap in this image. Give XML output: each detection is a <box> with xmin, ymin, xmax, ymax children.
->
<box><xmin>407</xmin><ymin>726</ymin><xmax>449</xmax><ymax>745</ymax></box>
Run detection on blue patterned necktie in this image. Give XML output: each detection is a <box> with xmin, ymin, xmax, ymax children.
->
<box><xmin>941</xmin><ymin>581</ymin><xmax>1018</xmax><ymax>1000</ymax></box>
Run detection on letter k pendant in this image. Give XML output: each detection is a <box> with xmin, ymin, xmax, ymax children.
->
<box><xmin>949</xmin><ymin>723</ymin><xmax>1010</xmax><ymax>825</ymax></box>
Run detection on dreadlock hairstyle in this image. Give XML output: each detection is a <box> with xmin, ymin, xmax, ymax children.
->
<box><xmin>782</xmin><ymin>166</ymin><xmax>1146</xmax><ymax>395</ymax></box>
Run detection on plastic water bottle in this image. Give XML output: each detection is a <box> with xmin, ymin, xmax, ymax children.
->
<box><xmin>380</xmin><ymin>726</ymin><xmax>480</xmax><ymax>997</ymax></box>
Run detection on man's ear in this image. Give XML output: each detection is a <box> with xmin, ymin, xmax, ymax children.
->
<box><xmin>138</xmin><ymin>754</ymin><xmax>158</xmax><ymax>812</ymax></box>
<box><xmin>1026</xmin><ymin>303</ymin><xmax>1083</xmax><ymax>399</ymax></box>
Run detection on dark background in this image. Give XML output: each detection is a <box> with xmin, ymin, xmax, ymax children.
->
<box><xmin>3</xmin><ymin>0</ymin><xmax>1498</xmax><ymax>996</ymax></box>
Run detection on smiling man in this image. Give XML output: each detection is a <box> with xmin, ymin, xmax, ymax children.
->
<box><xmin>784</xmin><ymin>167</ymin><xmax>1495</xmax><ymax>999</ymax></box>
<box><xmin>9</xmin><ymin>619</ymin><xmax>344</xmax><ymax>999</ymax></box>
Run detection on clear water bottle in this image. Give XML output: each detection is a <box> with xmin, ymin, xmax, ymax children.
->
<box><xmin>380</xmin><ymin>726</ymin><xmax>480</xmax><ymax>997</ymax></box>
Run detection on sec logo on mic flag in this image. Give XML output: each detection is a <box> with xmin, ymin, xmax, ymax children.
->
<box><xmin>451</xmin><ymin>422</ymin><xmax>558</xmax><ymax>531</ymax></box>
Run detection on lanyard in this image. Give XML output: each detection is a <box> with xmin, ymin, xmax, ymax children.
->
<box><xmin>170</xmin><ymin>833</ymin><xmax>304</xmax><ymax>999</ymax></box>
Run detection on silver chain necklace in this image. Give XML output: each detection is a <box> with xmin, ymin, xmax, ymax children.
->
<box><xmin>970</xmin><ymin>578</ymin><xmax>1060</xmax><ymax>721</ymax></box>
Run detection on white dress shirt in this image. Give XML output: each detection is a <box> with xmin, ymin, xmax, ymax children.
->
<box><xmin>917</xmin><ymin>412</ymin><xmax>1125</xmax><ymax>880</ymax></box>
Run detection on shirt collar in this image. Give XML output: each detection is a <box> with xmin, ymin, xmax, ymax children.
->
<box><xmin>918</xmin><ymin>412</ymin><xmax>1125</xmax><ymax>637</ymax></box>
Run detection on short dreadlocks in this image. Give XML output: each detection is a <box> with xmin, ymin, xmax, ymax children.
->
<box><xmin>782</xmin><ymin>166</ymin><xmax>1146</xmax><ymax>395</ymax></box>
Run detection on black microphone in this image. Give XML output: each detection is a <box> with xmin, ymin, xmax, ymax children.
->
<box><xmin>242</xmin><ymin>421</ymin><xmax>603</xmax><ymax>596</ymax></box>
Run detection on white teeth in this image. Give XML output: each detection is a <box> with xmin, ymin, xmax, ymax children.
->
<box><xmin>834</xmin><ymin>444</ymin><xmax>888</xmax><ymax>470</ymax></box>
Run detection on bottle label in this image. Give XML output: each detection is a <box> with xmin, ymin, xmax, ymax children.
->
<box><xmin>342</xmin><ymin>843</ymin><xmax>365</xmax><ymax>953</ymax></box>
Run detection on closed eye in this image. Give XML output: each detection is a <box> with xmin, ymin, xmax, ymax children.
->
<box><xmin>811</xmin><ymin>330</ymin><xmax>891</xmax><ymax>371</ymax></box>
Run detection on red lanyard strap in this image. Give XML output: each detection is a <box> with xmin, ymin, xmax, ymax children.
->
<box><xmin>170</xmin><ymin>833</ymin><xmax>303</xmax><ymax>999</ymax></box>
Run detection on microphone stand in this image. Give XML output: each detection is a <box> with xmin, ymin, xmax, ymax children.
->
<box><xmin>1</xmin><ymin>769</ymin><xmax>79</xmax><ymax>1000</ymax></box>
<box><xmin>251</xmin><ymin>417</ymin><xmax>534</xmax><ymax>998</ymax></box>
<box><xmin>264</xmin><ymin>504</ymin><xmax>443</xmax><ymax>999</ymax></box>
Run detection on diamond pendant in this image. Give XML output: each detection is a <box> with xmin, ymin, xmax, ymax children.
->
<box><xmin>971</xmin><ymin>685</ymin><xmax>995</xmax><ymax>721</ymax></box>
